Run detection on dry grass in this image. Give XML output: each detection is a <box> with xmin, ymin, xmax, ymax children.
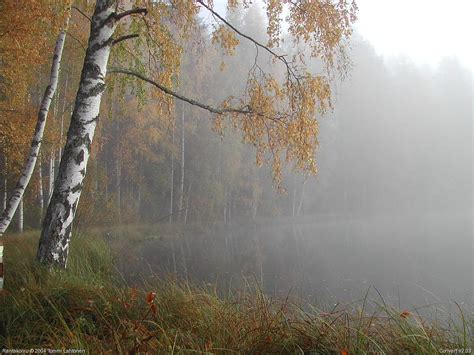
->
<box><xmin>0</xmin><ymin>231</ymin><xmax>471</xmax><ymax>353</ymax></box>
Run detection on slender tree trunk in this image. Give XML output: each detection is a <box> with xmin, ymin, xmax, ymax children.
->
<box><xmin>184</xmin><ymin>181</ymin><xmax>192</xmax><ymax>225</ymax></box>
<box><xmin>0</xmin><ymin>27</ymin><xmax>67</xmax><ymax>236</ymax></box>
<box><xmin>1</xmin><ymin>156</ymin><xmax>6</xmax><ymax>213</ymax></box>
<box><xmin>178</xmin><ymin>104</ymin><xmax>185</xmax><ymax>221</ymax></box>
<box><xmin>38</xmin><ymin>152</ymin><xmax>44</xmax><ymax>226</ymax></box>
<box><xmin>0</xmin><ymin>242</ymin><xmax>3</xmax><ymax>289</ymax></box>
<box><xmin>48</xmin><ymin>152</ymin><xmax>55</xmax><ymax>203</ymax></box>
<box><xmin>297</xmin><ymin>181</ymin><xmax>305</xmax><ymax>216</ymax></box>
<box><xmin>37</xmin><ymin>1</ymin><xmax>119</xmax><ymax>268</ymax></box>
<box><xmin>169</xmin><ymin>128</ymin><xmax>175</xmax><ymax>224</ymax></box>
<box><xmin>171</xmin><ymin>239</ymin><xmax>177</xmax><ymax>274</ymax></box>
<box><xmin>17</xmin><ymin>198</ymin><xmax>23</xmax><ymax>233</ymax></box>
<box><xmin>180</xmin><ymin>241</ymin><xmax>188</xmax><ymax>284</ymax></box>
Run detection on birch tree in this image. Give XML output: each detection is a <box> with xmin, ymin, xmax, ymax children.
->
<box><xmin>0</xmin><ymin>25</ymin><xmax>68</xmax><ymax>236</ymax></box>
<box><xmin>37</xmin><ymin>1</ymin><xmax>147</xmax><ymax>267</ymax></box>
<box><xmin>38</xmin><ymin>0</ymin><xmax>357</xmax><ymax>268</ymax></box>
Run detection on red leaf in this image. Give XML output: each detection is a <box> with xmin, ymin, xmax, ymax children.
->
<box><xmin>150</xmin><ymin>304</ymin><xmax>157</xmax><ymax>315</ymax></box>
<box><xmin>400</xmin><ymin>310</ymin><xmax>410</xmax><ymax>319</ymax></box>
<box><xmin>146</xmin><ymin>291</ymin><xmax>156</xmax><ymax>304</ymax></box>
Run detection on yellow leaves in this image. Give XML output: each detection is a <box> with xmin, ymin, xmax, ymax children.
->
<box><xmin>212</xmin><ymin>25</ymin><xmax>240</xmax><ymax>56</ymax></box>
<box><xmin>265</xmin><ymin>0</ymin><xmax>284</xmax><ymax>48</ymax></box>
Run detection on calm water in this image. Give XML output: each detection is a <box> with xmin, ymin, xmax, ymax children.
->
<box><xmin>121</xmin><ymin>211</ymin><xmax>473</xmax><ymax>312</ymax></box>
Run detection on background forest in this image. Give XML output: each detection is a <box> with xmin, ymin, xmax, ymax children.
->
<box><xmin>0</xmin><ymin>0</ymin><xmax>472</xmax><ymax>352</ymax></box>
<box><xmin>1</xmin><ymin>3</ymin><xmax>470</xmax><ymax>232</ymax></box>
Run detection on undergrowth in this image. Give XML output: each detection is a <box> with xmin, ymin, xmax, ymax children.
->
<box><xmin>0</xmin><ymin>231</ymin><xmax>471</xmax><ymax>353</ymax></box>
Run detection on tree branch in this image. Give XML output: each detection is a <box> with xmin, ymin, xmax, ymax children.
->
<box><xmin>71</xmin><ymin>6</ymin><xmax>91</xmax><ymax>22</ymax></box>
<box><xmin>112</xmin><ymin>34</ymin><xmax>139</xmax><ymax>46</ymax></box>
<box><xmin>65</xmin><ymin>31</ymin><xmax>86</xmax><ymax>51</ymax></box>
<box><xmin>196</xmin><ymin>0</ymin><xmax>296</xmax><ymax>80</ymax></box>
<box><xmin>108</xmin><ymin>67</ymin><xmax>253</xmax><ymax>116</ymax></box>
<box><xmin>115</xmin><ymin>8</ymin><xmax>148</xmax><ymax>22</ymax></box>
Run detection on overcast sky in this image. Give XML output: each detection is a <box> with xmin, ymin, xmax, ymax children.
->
<box><xmin>206</xmin><ymin>0</ymin><xmax>474</xmax><ymax>71</ymax></box>
<box><xmin>355</xmin><ymin>0</ymin><xmax>473</xmax><ymax>70</ymax></box>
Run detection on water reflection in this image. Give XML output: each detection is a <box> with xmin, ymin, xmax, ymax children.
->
<box><xmin>124</xmin><ymin>211</ymin><xmax>472</xmax><ymax>311</ymax></box>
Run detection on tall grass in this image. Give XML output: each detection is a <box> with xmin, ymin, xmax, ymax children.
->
<box><xmin>0</xmin><ymin>230</ymin><xmax>471</xmax><ymax>353</ymax></box>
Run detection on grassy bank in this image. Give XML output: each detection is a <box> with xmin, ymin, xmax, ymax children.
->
<box><xmin>0</xmin><ymin>230</ymin><xmax>471</xmax><ymax>353</ymax></box>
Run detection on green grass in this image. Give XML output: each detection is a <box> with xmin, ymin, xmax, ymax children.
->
<box><xmin>0</xmin><ymin>230</ymin><xmax>471</xmax><ymax>353</ymax></box>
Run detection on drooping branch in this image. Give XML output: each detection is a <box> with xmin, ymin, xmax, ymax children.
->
<box><xmin>114</xmin><ymin>8</ymin><xmax>148</xmax><ymax>22</ymax></box>
<box><xmin>112</xmin><ymin>34</ymin><xmax>139</xmax><ymax>46</ymax></box>
<box><xmin>108</xmin><ymin>67</ymin><xmax>253</xmax><ymax>116</ymax></box>
<box><xmin>196</xmin><ymin>0</ymin><xmax>297</xmax><ymax>81</ymax></box>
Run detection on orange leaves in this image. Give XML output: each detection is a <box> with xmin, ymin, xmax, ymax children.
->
<box><xmin>146</xmin><ymin>291</ymin><xmax>156</xmax><ymax>304</ymax></box>
<box><xmin>146</xmin><ymin>291</ymin><xmax>157</xmax><ymax>316</ymax></box>
<box><xmin>400</xmin><ymin>310</ymin><xmax>410</xmax><ymax>319</ymax></box>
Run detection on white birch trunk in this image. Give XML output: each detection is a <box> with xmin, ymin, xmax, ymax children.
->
<box><xmin>48</xmin><ymin>153</ymin><xmax>55</xmax><ymax>203</ymax></box>
<box><xmin>178</xmin><ymin>106</ymin><xmax>185</xmax><ymax>221</ymax></box>
<box><xmin>37</xmin><ymin>1</ymin><xmax>119</xmax><ymax>268</ymax></box>
<box><xmin>0</xmin><ymin>244</ymin><xmax>3</xmax><ymax>289</ymax></box>
<box><xmin>38</xmin><ymin>153</ymin><xmax>44</xmax><ymax>225</ymax></box>
<box><xmin>2</xmin><ymin>157</ymin><xmax>7</xmax><ymax>212</ymax></box>
<box><xmin>17</xmin><ymin>198</ymin><xmax>23</xmax><ymax>233</ymax></box>
<box><xmin>0</xmin><ymin>27</ymin><xmax>67</xmax><ymax>236</ymax></box>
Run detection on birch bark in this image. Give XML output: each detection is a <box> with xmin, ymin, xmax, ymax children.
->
<box><xmin>17</xmin><ymin>198</ymin><xmax>23</xmax><ymax>233</ymax></box>
<box><xmin>0</xmin><ymin>26</ymin><xmax>67</xmax><ymax>236</ymax></box>
<box><xmin>38</xmin><ymin>152</ymin><xmax>44</xmax><ymax>225</ymax></box>
<box><xmin>37</xmin><ymin>1</ymin><xmax>119</xmax><ymax>267</ymax></box>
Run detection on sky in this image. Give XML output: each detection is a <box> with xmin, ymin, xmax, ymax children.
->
<box><xmin>206</xmin><ymin>0</ymin><xmax>474</xmax><ymax>71</ymax></box>
<box><xmin>354</xmin><ymin>0</ymin><xmax>474</xmax><ymax>70</ymax></box>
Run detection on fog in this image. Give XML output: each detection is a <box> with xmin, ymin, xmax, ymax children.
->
<box><xmin>109</xmin><ymin>30</ymin><xmax>472</xmax><ymax>315</ymax></box>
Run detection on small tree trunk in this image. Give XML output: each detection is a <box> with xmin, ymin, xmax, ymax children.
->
<box><xmin>180</xmin><ymin>241</ymin><xmax>188</xmax><ymax>284</ymax></box>
<box><xmin>178</xmin><ymin>104</ymin><xmax>185</xmax><ymax>221</ymax></box>
<box><xmin>48</xmin><ymin>152</ymin><xmax>55</xmax><ymax>203</ymax></box>
<box><xmin>184</xmin><ymin>181</ymin><xmax>192</xmax><ymax>225</ymax></box>
<box><xmin>38</xmin><ymin>153</ymin><xmax>44</xmax><ymax>226</ymax></box>
<box><xmin>297</xmin><ymin>181</ymin><xmax>305</xmax><ymax>216</ymax></box>
<box><xmin>17</xmin><ymin>198</ymin><xmax>23</xmax><ymax>233</ymax></box>
<box><xmin>171</xmin><ymin>239</ymin><xmax>177</xmax><ymax>274</ymax></box>
<box><xmin>37</xmin><ymin>1</ymin><xmax>118</xmax><ymax>268</ymax></box>
<box><xmin>0</xmin><ymin>26</ymin><xmax>67</xmax><ymax>236</ymax></box>
<box><xmin>2</xmin><ymin>156</ymin><xmax>7</xmax><ymax>212</ymax></box>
